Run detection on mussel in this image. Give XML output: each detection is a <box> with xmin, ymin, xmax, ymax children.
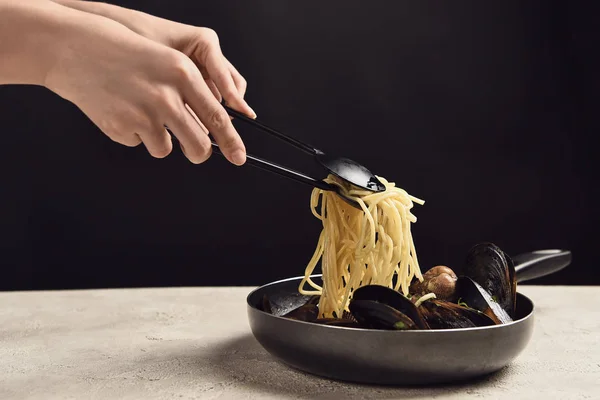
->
<box><xmin>281</xmin><ymin>303</ymin><xmax>319</xmax><ymax>322</ymax></box>
<box><xmin>349</xmin><ymin>300</ymin><xmax>419</xmax><ymax>330</ymax></box>
<box><xmin>351</xmin><ymin>285</ymin><xmax>429</xmax><ymax>329</ymax></box>
<box><xmin>265</xmin><ymin>292</ymin><xmax>320</xmax><ymax>321</ymax></box>
<box><xmin>463</xmin><ymin>243</ymin><xmax>517</xmax><ymax>318</ymax></box>
<box><xmin>455</xmin><ymin>276</ymin><xmax>512</xmax><ymax>324</ymax></box>
<box><xmin>417</xmin><ymin>299</ymin><xmax>496</xmax><ymax>329</ymax></box>
<box><xmin>262</xmin><ymin>242</ymin><xmax>519</xmax><ymax>331</ymax></box>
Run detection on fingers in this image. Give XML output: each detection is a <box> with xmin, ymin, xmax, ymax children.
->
<box><xmin>205</xmin><ymin>79</ymin><xmax>222</xmax><ymax>102</ymax></box>
<box><xmin>182</xmin><ymin>69</ymin><xmax>246</xmax><ymax>166</ymax></box>
<box><xmin>139</xmin><ymin>126</ymin><xmax>173</xmax><ymax>159</ymax></box>
<box><xmin>113</xmin><ymin>133</ymin><xmax>143</xmax><ymax>148</ymax></box>
<box><xmin>165</xmin><ymin>99</ymin><xmax>213</xmax><ymax>164</ymax></box>
<box><xmin>225</xmin><ymin>58</ymin><xmax>248</xmax><ymax>98</ymax></box>
<box><xmin>200</xmin><ymin>34</ymin><xmax>255</xmax><ymax>119</ymax></box>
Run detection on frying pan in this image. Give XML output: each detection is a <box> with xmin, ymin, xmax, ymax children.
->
<box><xmin>246</xmin><ymin>249</ymin><xmax>571</xmax><ymax>385</ymax></box>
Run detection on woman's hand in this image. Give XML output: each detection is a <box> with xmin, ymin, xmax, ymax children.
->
<box><xmin>52</xmin><ymin>1</ymin><xmax>253</xmax><ymax>118</ymax></box>
<box><xmin>0</xmin><ymin>0</ymin><xmax>252</xmax><ymax>165</ymax></box>
<box><xmin>39</xmin><ymin>4</ymin><xmax>251</xmax><ymax>165</ymax></box>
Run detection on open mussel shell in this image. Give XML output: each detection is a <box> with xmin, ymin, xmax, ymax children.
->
<box><xmin>504</xmin><ymin>251</ymin><xmax>517</xmax><ymax>316</ymax></box>
<box><xmin>418</xmin><ymin>299</ymin><xmax>496</xmax><ymax>329</ymax></box>
<box><xmin>280</xmin><ymin>295</ymin><xmax>320</xmax><ymax>322</ymax></box>
<box><xmin>351</xmin><ymin>285</ymin><xmax>429</xmax><ymax>329</ymax></box>
<box><xmin>266</xmin><ymin>292</ymin><xmax>320</xmax><ymax>321</ymax></box>
<box><xmin>456</xmin><ymin>276</ymin><xmax>512</xmax><ymax>324</ymax></box>
<box><xmin>463</xmin><ymin>242</ymin><xmax>516</xmax><ymax>318</ymax></box>
<box><xmin>349</xmin><ymin>300</ymin><xmax>418</xmax><ymax>330</ymax></box>
<box><xmin>281</xmin><ymin>303</ymin><xmax>319</xmax><ymax>322</ymax></box>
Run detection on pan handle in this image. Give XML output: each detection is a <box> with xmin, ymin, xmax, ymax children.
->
<box><xmin>513</xmin><ymin>249</ymin><xmax>572</xmax><ymax>283</ymax></box>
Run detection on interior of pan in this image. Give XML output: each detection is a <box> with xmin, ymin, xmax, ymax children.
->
<box><xmin>246</xmin><ymin>275</ymin><xmax>535</xmax><ymax>385</ymax></box>
<box><xmin>247</xmin><ymin>274</ymin><xmax>535</xmax><ymax>331</ymax></box>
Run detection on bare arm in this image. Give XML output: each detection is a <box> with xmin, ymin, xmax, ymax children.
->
<box><xmin>0</xmin><ymin>0</ymin><xmax>72</xmax><ymax>85</ymax></box>
<box><xmin>0</xmin><ymin>0</ymin><xmax>250</xmax><ymax>165</ymax></box>
<box><xmin>50</xmin><ymin>0</ymin><xmax>181</xmax><ymax>43</ymax></box>
<box><xmin>49</xmin><ymin>0</ymin><xmax>254</xmax><ymax>118</ymax></box>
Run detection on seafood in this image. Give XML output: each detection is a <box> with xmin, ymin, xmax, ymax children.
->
<box><xmin>261</xmin><ymin>242</ymin><xmax>518</xmax><ymax>330</ymax></box>
<box><xmin>463</xmin><ymin>242</ymin><xmax>517</xmax><ymax>318</ymax></box>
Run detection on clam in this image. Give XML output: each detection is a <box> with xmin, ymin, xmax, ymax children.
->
<box><xmin>265</xmin><ymin>243</ymin><xmax>520</xmax><ymax>330</ymax></box>
<box><xmin>409</xmin><ymin>265</ymin><xmax>458</xmax><ymax>301</ymax></box>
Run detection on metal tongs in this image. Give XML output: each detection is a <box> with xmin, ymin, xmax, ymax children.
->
<box><xmin>210</xmin><ymin>106</ymin><xmax>385</xmax><ymax>208</ymax></box>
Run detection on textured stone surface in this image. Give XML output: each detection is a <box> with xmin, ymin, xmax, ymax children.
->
<box><xmin>0</xmin><ymin>286</ymin><xmax>599</xmax><ymax>399</ymax></box>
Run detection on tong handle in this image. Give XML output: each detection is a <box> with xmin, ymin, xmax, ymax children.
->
<box><xmin>211</xmin><ymin>142</ymin><xmax>332</xmax><ymax>191</ymax></box>
<box><xmin>223</xmin><ymin>105</ymin><xmax>320</xmax><ymax>156</ymax></box>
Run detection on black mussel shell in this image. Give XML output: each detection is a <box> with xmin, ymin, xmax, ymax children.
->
<box><xmin>503</xmin><ymin>251</ymin><xmax>517</xmax><ymax>316</ymax></box>
<box><xmin>463</xmin><ymin>243</ymin><xmax>516</xmax><ymax>318</ymax></box>
<box><xmin>351</xmin><ymin>285</ymin><xmax>429</xmax><ymax>329</ymax></box>
<box><xmin>456</xmin><ymin>276</ymin><xmax>512</xmax><ymax>324</ymax></box>
<box><xmin>267</xmin><ymin>292</ymin><xmax>319</xmax><ymax>317</ymax></box>
<box><xmin>418</xmin><ymin>299</ymin><xmax>496</xmax><ymax>329</ymax></box>
<box><xmin>281</xmin><ymin>303</ymin><xmax>319</xmax><ymax>322</ymax></box>
<box><xmin>341</xmin><ymin>310</ymin><xmax>357</xmax><ymax>322</ymax></box>
<box><xmin>349</xmin><ymin>300</ymin><xmax>418</xmax><ymax>330</ymax></box>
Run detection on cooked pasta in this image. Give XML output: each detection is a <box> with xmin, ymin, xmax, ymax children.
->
<box><xmin>299</xmin><ymin>175</ymin><xmax>425</xmax><ymax>318</ymax></box>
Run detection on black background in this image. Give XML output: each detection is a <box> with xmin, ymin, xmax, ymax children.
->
<box><xmin>0</xmin><ymin>1</ymin><xmax>597</xmax><ymax>291</ymax></box>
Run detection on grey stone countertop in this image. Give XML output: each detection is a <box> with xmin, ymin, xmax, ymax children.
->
<box><xmin>1</xmin><ymin>286</ymin><xmax>599</xmax><ymax>399</ymax></box>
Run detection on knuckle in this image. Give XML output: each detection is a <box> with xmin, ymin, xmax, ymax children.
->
<box><xmin>158</xmin><ymin>93</ymin><xmax>185</xmax><ymax>122</ymax></box>
<box><xmin>222</xmin><ymin>87</ymin><xmax>239</xmax><ymax>101</ymax></box>
<box><xmin>220</xmin><ymin>134</ymin><xmax>242</xmax><ymax>152</ymax></box>
<box><xmin>151</xmin><ymin>145</ymin><xmax>172</xmax><ymax>159</ymax></box>
<box><xmin>238</xmin><ymin>77</ymin><xmax>247</xmax><ymax>91</ymax></box>
<box><xmin>164</xmin><ymin>99</ymin><xmax>183</xmax><ymax>121</ymax></box>
<box><xmin>147</xmin><ymin>86</ymin><xmax>168</xmax><ymax>106</ymax></box>
<box><xmin>190</xmin><ymin>138</ymin><xmax>212</xmax><ymax>164</ymax></box>
<box><xmin>169</xmin><ymin>53</ymin><xmax>196</xmax><ymax>83</ymax></box>
<box><xmin>97</xmin><ymin>117</ymin><xmax>121</xmax><ymax>136</ymax></box>
<box><xmin>208</xmin><ymin>107</ymin><xmax>230</xmax><ymax>130</ymax></box>
<box><xmin>200</xmin><ymin>27</ymin><xmax>219</xmax><ymax>43</ymax></box>
<box><xmin>112</xmin><ymin>133</ymin><xmax>141</xmax><ymax>148</ymax></box>
<box><xmin>124</xmin><ymin>138</ymin><xmax>143</xmax><ymax>148</ymax></box>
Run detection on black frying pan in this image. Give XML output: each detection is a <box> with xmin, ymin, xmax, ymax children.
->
<box><xmin>246</xmin><ymin>249</ymin><xmax>571</xmax><ymax>385</ymax></box>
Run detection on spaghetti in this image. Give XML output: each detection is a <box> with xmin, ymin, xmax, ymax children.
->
<box><xmin>299</xmin><ymin>175</ymin><xmax>425</xmax><ymax>318</ymax></box>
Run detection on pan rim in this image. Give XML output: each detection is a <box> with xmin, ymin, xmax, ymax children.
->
<box><xmin>246</xmin><ymin>274</ymin><xmax>534</xmax><ymax>333</ymax></box>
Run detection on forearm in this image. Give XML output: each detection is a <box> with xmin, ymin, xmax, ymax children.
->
<box><xmin>0</xmin><ymin>0</ymin><xmax>74</xmax><ymax>85</ymax></box>
<box><xmin>50</xmin><ymin>0</ymin><xmax>181</xmax><ymax>44</ymax></box>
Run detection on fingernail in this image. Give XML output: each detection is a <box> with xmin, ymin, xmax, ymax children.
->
<box><xmin>244</xmin><ymin>103</ymin><xmax>257</xmax><ymax>119</ymax></box>
<box><xmin>231</xmin><ymin>150</ymin><xmax>246</xmax><ymax>166</ymax></box>
<box><xmin>248</xmin><ymin>106</ymin><xmax>256</xmax><ymax>119</ymax></box>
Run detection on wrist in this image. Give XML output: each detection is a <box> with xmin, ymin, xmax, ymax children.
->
<box><xmin>0</xmin><ymin>0</ymin><xmax>72</xmax><ymax>86</ymax></box>
<box><xmin>51</xmin><ymin>0</ymin><xmax>182</xmax><ymax>46</ymax></box>
<box><xmin>0</xmin><ymin>1</ymin><xmax>114</xmax><ymax>89</ymax></box>
<box><xmin>42</xmin><ymin>3</ymin><xmax>151</xmax><ymax>99</ymax></box>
